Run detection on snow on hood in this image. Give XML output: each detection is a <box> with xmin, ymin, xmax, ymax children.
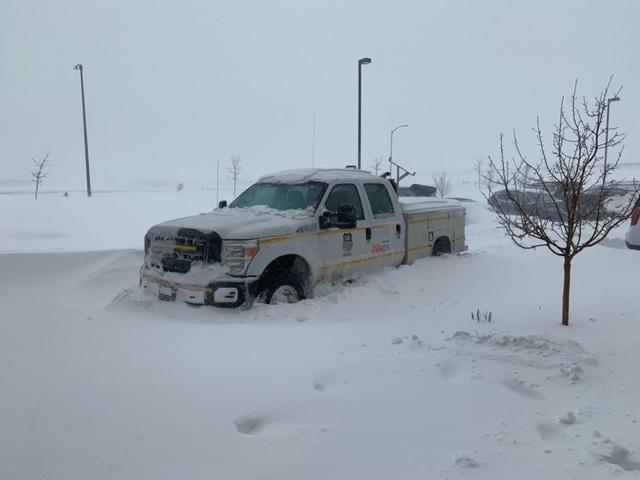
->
<box><xmin>149</xmin><ymin>206</ymin><xmax>316</xmax><ymax>240</ymax></box>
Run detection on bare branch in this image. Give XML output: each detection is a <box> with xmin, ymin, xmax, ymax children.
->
<box><xmin>31</xmin><ymin>152</ymin><xmax>50</xmax><ymax>200</ymax></box>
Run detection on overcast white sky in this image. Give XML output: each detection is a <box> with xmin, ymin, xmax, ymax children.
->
<box><xmin>1</xmin><ymin>0</ymin><xmax>638</xmax><ymax>189</ymax></box>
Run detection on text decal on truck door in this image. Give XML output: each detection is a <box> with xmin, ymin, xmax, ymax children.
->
<box><xmin>343</xmin><ymin>233</ymin><xmax>353</xmax><ymax>256</ymax></box>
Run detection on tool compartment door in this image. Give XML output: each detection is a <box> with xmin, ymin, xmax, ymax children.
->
<box><xmin>403</xmin><ymin>211</ymin><xmax>431</xmax><ymax>264</ymax></box>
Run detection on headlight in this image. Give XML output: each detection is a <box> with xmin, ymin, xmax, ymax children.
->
<box><xmin>222</xmin><ymin>240</ymin><xmax>260</xmax><ymax>275</ymax></box>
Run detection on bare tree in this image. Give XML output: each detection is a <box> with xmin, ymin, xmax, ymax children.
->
<box><xmin>370</xmin><ymin>157</ymin><xmax>384</xmax><ymax>176</ymax></box>
<box><xmin>519</xmin><ymin>164</ymin><xmax>532</xmax><ymax>190</ymax></box>
<box><xmin>227</xmin><ymin>155</ymin><xmax>242</xmax><ymax>197</ymax></box>
<box><xmin>483</xmin><ymin>167</ymin><xmax>495</xmax><ymax>192</ymax></box>
<box><xmin>432</xmin><ymin>170</ymin><xmax>452</xmax><ymax>198</ymax></box>
<box><xmin>474</xmin><ymin>157</ymin><xmax>483</xmax><ymax>190</ymax></box>
<box><xmin>487</xmin><ymin>79</ymin><xmax>638</xmax><ymax>326</ymax></box>
<box><xmin>31</xmin><ymin>153</ymin><xmax>50</xmax><ymax>200</ymax></box>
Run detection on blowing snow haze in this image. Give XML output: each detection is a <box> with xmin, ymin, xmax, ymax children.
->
<box><xmin>1</xmin><ymin>0</ymin><xmax>638</xmax><ymax>189</ymax></box>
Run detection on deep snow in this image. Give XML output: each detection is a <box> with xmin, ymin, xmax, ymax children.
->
<box><xmin>1</xmin><ymin>178</ymin><xmax>639</xmax><ymax>479</ymax></box>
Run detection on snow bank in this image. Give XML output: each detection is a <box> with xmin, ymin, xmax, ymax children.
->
<box><xmin>2</xmin><ymin>172</ymin><xmax>640</xmax><ymax>479</ymax></box>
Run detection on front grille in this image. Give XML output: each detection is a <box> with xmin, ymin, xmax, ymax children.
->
<box><xmin>147</xmin><ymin>229</ymin><xmax>222</xmax><ymax>274</ymax></box>
<box><xmin>161</xmin><ymin>257</ymin><xmax>192</xmax><ymax>273</ymax></box>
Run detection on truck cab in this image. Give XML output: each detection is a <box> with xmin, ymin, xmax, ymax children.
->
<box><xmin>140</xmin><ymin>168</ymin><xmax>465</xmax><ymax>308</ymax></box>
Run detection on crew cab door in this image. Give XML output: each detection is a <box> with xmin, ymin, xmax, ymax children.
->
<box><xmin>363</xmin><ymin>182</ymin><xmax>405</xmax><ymax>268</ymax></box>
<box><xmin>318</xmin><ymin>183</ymin><xmax>371</xmax><ymax>282</ymax></box>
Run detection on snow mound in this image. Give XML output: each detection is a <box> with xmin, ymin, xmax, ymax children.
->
<box><xmin>558</xmin><ymin>411</ymin><xmax>576</xmax><ymax>425</ymax></box>
<box><xmin>453</xmin><ymin>455</ymin><xmax>481</xmax><ymax>468</ymax></box>
<box><xmin>449</xmin><ymin>331</ymin><xmax>585</xmax><ymax>357</ymax></box>
<box><xmin>108</xmin><ymin>286</ymin><xmax>156</xmax><ymax>311</ymax></box>
<box><xmin>447</xmin><ymin>331</ymin><xmax>597</xmax><ymax>377</ymax></box>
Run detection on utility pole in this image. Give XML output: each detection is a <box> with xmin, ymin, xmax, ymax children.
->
<box><xmin>74</xmin><ymin>64</ymin><xmax>92</xmax><ymax>197</ymax></box>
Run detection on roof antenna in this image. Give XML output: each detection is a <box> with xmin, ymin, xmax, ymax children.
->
<box><xmin>311</xmin><ymin>108</ymin><xmax>316</xmax><ymax>168</ymax></box>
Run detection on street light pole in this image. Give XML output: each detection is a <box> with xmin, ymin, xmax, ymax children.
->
<box><xmin>357</xmin><ymin>57</ymin><xmax>371</xmax><ymax>170</ymax></box>
<box><xmin>74</xmin><ymin>64</ymin><xmax>92</xmax><ymax>197</ymax></box>
<box><xmin>604</xmin><ymin>95</ymin><xmax>620</xmax><ymax>172</ymax></box>
<box><xmin>389</xmin><ymin>124</ymin><xmax>408</xmax><ymax>179</ymax></box>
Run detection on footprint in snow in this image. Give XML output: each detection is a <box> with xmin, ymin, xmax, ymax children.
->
<box><xmin>312</xmin><ymin>373</ymin><xmax>345</xmax><ymax>393</ymax></box>
<box><xmin>536</xmin><ymin>421</ymin><xmax>560</xmax><ymax>441</ymax></box>
<box><xmin>598</xmin><ymin>445</ymin><xmax>640</xmax><ymax>471</ymax></box>
<box><xmin>436</xmin><ymin>359</ymin><xmax>462</xmax><ymax>382</ymax></box>
<box><xmin>234</xmin><ymin>415</ymin><xmax>265</xmax><ymax>435</ymax></box>
<box><xmin>499</xmin><ymin>378</ymin><xmax>544</xmax><ymax>399</ymax></box>
<box><xmin>312</xmin><ymin>380</ymin><xmax>327</xmax><ymax>392</ymax></box>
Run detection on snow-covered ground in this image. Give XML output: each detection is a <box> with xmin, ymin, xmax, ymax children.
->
<box><xmin>1</xmin><ymin>175</ymin><xmax>639</xmax><ymax>479</ymax></box>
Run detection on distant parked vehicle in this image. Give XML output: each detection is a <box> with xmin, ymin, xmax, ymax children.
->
<box><xmin>397</xmin><ymin>183</ymin><xmax>437</xmax><ymax>197</ymax></box>
<box><xmin>488</xmin><ymin>189</ymin><xmax>563</xmax><ymax>221</ymax></box>
<box><xmin>487</xmin><ymin>190</ymin><xmax>530</xmax><ymax>215</ymax></box>
<box><xmin>534</xmin><ymin>181</ymin><xmax>633</xmax><ymax>220</ymax></box>
<box><xmin>625</xmin><ymin>196</ymin><xmax>640</xmax><ymax>250</ymax></box>
<box><xmin>573</xmin><ymin>186</ymin><xmax>627</xmax><ymax>220</ymax></box>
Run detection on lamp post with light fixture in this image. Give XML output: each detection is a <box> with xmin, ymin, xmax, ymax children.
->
<box><xmin>389</xmin><ymin>123</ymin><xmax>408</xmax><ymax>175</ymax></box>
<box><xmin>357</xmin><ymin>57</ymin><xmax>371</xmax><ymax>169</ymax></box>
<box><xmin>604</xmin><ymin>95</ymin><xmax>620</xmax><ymax>171</ymax></box>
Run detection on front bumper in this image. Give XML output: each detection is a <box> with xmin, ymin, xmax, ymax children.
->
<box><xmin>625</xmin><ymin>227</ymin><xmax>640</xmax><ymax>251</ymax></box>
<box><xmin>140</xmin><ymin>270</ymin><xmax>257</xmax><ymax>308</ymax></box>
<box><xmin>626</xmin><ymin>241</ymin><xmax>640</xmax><ymax>251</ymax></box>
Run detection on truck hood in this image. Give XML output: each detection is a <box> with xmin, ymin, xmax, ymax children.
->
<box><xmin>148</xmin><ymin>206</ymin><xmax>316</xmax><ymax>240</ymax></box>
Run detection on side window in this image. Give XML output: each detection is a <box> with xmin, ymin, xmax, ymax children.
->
<box><xmin>364</xmin><ymin>183</ymin><xmax>395</xmax><ymax>216</ymax></box>
<box><xmin>324</xmin><ymin>184</ymin><xmax>365</xmax><ymax>220</ymax></box>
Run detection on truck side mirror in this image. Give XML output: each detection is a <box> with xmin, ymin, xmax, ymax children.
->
<box><xmin>319</xmin><ymin>204</ymin><xmax>357</xmax><ymax>230</ymax></box>
<box><xmin>319</xmin><ymin>211</ymin><xmax>336</xmax><ymax>229</ymax></box>
<box><xmin>337</xmin><ymin>204</ymin><xmax>357</xmax><ymax>229</ymax></box>
<box><xmin>218</xmin><ymin>200</ymin><xmax>228</xmax><ymax>209</ymax></box>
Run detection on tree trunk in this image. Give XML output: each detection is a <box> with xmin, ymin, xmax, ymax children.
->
<box><xmin>35</xmin><ymin>181</ymin><xmax>39</xmax><ymax>200</ymax></box>
<box><xmin>562</xmin><ymin>256</ymin><xmax>571</xmax><ymax>326</ymax></box>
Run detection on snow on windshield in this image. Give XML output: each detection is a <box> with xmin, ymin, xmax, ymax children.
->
<box><xmin>230</xmin><ymin>181</ymin><xmax>326</xmax><ymax>213</ymax></box>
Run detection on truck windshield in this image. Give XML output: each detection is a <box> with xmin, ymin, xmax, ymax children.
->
<box><xmin>230</xmin><ymin>182</ymin><xmax>327</xmax><ymax>212</ymax></box>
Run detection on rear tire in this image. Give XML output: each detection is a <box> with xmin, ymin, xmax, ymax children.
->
<box><xmin>263</xmin><ymin>272</ymin><xmax>306</xmax><ymax>305</ymax></box>
<box><xmin>432</xmin><ymin>237</ymin><xmax>451</xmax><ymax>256</ymax></box>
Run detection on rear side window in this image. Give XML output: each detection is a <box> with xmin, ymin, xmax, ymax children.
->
<box><xmin>365</xmin><ymin>183</ymin><xmax>395</xmax><ymax>216</ymax></box>
<box><xmin>324</xmin><ymin>184</ymin><xmax>365</xmax><ymax>220</ymax></box>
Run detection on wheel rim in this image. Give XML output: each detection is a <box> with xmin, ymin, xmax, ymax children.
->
<box><xmin>271</xmin><ymin>285</ymin><xmax>300</xmax><ymax>304</ymax></box>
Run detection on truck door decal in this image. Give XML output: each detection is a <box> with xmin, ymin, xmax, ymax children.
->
<box><xmin>342</xmin><ymin>233</ymin><xmax>353</xmax><ymax>256</ymax></box>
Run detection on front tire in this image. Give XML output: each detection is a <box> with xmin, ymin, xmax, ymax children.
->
<box><xmin>263</xmin><ymin>272</ymin><xmax>306</xmax><ymax>305</ymax></box>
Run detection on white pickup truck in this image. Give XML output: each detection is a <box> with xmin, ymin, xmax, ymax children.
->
<box><xmin>140</xmin><ymin>168</ymin><xmax>467</xmax><ymax>307</ymax></box>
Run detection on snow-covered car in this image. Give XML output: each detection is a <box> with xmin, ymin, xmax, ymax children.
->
<box><xmin>140</xmin><ymin>168</ymin><xmax>467</xmax><ymax>308</ymax></box>
<box><xmin>488</xmin><ymin>189</ymin><xmax>563</xmax><ymax>221</ymax></box>
<box><xmin>625</xmin><ymin>196</ymin><xmax>640</xmax><ymax>250</ymax></box>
